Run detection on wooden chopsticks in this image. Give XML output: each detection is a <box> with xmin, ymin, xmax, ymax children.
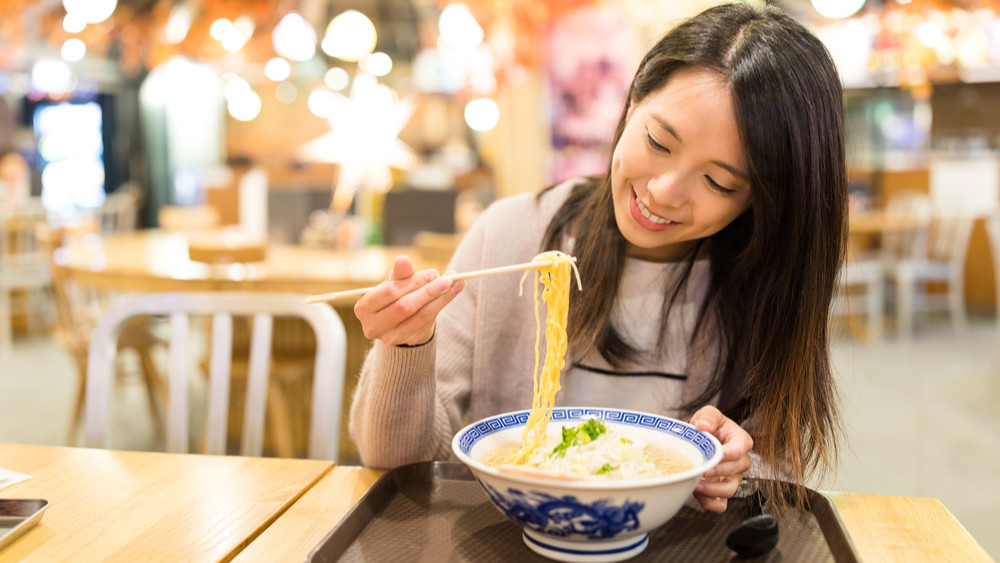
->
<box><xmin>305</xmin><ymin>257</ymin><xmax>576</xmax><ymax>304</ymax></box>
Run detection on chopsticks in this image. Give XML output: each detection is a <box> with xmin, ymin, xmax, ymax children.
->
<box><xmin>305</xmin><ymin>257</ymin><xmax>577</xmax><ymax>304</ymax></box>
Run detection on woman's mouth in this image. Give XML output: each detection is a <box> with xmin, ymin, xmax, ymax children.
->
<box><xmin>630</xmin><ymin>189</ymin><xmax>675</xmax><ymax>231</ymax></box>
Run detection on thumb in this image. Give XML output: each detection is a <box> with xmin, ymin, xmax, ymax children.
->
<box><xmin>690</xmin><ymin>406</ymin><xmax>723</xmax><ymax>435</ymax></box>
<box><xmin>390</xmin><ymin>255</ymin><xmax>417</xmax><ymax>281</ymax></box>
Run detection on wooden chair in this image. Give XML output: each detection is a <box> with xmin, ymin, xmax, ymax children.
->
<box><xmin>84</xmin><ymin>292</ymin><xmax>347</xmax><ymax>461</ymax></box>
<box><xmin>833</xmin><ymin>258</ymin><xmax>884</xmax><ymax>342</ymax></box>
<box><xmin>890</xmin><ymin>206</ymin><xmax>976</xmax><ymax>339</ymax></box>
<box><xmin>885</xmin><ymin>156</ymin><xmax>999</xmax><ymax>338</ymax></box>
<box><xmin>880</xmin><ymin>190</ymin><xmax>933</xmax><ymax>268</ymax></box>
<box><xmin>36</xmin><ymin>225</ymin><xmax>167</xmax><ymax>443</ymax></box>
<box><xmin>96</xmin><ymin>183</ymin><xmax>142</xmax><ymax>234</ymax></box>
<box><xmin>0</xmin><ymin>199</ymin><xmax>51</xmax><ymax>352</ymax></box>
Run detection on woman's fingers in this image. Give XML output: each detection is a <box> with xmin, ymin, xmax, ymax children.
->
<box><xmin>688</xmin><ymin>405</ymin><xmax>754</xmax><ymax>514</ymax></box>
<box><xmin>693</xmin><ymin>492</ymin><xmax>730</xmax><ymax>514</ymax></box>
<box><xmin>703</xmin><ymin>429</ymin><xmax>753</xmax><ymax>479</ymax></box>
<box><xmin>694</xmin><ymin>473</ymin><xmax>741</xmax><ymax>499</ymax></box>
<box><xmin>693</xmin><ymin>472</ymin><xmax>742</xmax><ymax>513</ymax></box>
<box><xmin>354</xmin><ymin>257</ymin><xmax>465</xmax><ymax>345</ymax></box>
<box><xmin>359</xmin><ymin>257</ymin><xmax>437</xmax><ymax>313</ymax></box>
<box><xmin>389</xmin><ymin>254</ymin><xmax>415</xmax><ymax>280</ymax></box>
<box><xmin>704</xmin><ymin>454</ymin><xmax>753</xmax><ymax>480</ymax></box>
<box><xmin>377</xmin><ymin>278</ymin><xmax>464</xmax><ymax>345</ymax></box>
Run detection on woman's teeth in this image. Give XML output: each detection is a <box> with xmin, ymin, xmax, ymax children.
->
<box><xmin>635</xmin><ymin>194</ymin><xmax>673</xmax><ymax>225</ymax></box>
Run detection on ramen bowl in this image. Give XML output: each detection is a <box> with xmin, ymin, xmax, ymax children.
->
<box><xmin>452</xmin><ymin>407</ymin><xmax>723</xmax><ymax>562</ymax></box>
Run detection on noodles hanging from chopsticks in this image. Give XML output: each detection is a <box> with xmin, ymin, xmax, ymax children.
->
<box><xmin>503</xmin><ymin>250</ymin><xmax>581</xmax><ymax>464</ymax></box>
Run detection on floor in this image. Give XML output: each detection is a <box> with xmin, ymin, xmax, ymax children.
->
<box><xmin>1</xmin><ymin>316</ymin><xmax>998</xmax><ymax>559</ymax></box>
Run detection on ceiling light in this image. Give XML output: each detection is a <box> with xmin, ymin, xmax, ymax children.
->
<box><xmin>811</xmin><ymin>0</ymin><xmax>865</xmax><ymax>19</ymax></box>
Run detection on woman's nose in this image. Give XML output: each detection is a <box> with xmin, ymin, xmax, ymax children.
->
<box><xmin>647</xmin><ymin>170</ymin><xmax>690</xmax><ymax>208</ymax></box>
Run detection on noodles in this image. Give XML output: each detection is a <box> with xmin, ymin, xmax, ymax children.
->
<box><xmin>497</xmin><ymin>251</ymin><xmax>580</xmax><ymax>465</ymax></box>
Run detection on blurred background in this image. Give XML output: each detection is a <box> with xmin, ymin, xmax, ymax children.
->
<box><xmin>0</xmin><ymin>0</ymin><xmax>998</xmax><ymax>558</ymax></box>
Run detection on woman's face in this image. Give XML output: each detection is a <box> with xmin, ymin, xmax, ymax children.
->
<box><xmin>611</xmin><ymin>67</ymin><xmax>751</xmax><ymax>262</ymax></box>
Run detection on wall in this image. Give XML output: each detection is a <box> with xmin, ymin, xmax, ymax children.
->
<box><xmin>930</xmin><ymin>82</ymin><xmax>1000</xmax><ymax>147</ymax></box>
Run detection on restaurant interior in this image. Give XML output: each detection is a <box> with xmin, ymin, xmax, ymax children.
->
<box><xmin>0</xmin><ymin>0</ymin><xmax>998</xmax><ymax>560</ymax></box>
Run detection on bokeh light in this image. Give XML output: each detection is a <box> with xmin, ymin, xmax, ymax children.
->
<box><xmin>322</xmin><ymin>10</ymin><xmax>377</xmax><ymax>62</ymax></box>
<box><xmin>362</xmin><ymin>52</ymin><xmax>393</xmax><ymax>77</ymax></box>
<box><xmin>464</xmin><ymin>97</ymin><xmax>499</xmax><ymax>131</ymax></box>
<box><xmin>439</xmin><ymin>3</ymin><xmax>484</xmax><ymax>49</ymax></box>
<box><xmin>264</xmin><ymin>57</ymin><xmax>292</xmax><ymax>81</ymax></box>
<box><xmin>273</xmin><ymin>12</ymin><xmax>317</xmax><ymax>62</ymax></box>
<box><xmin>61</xmin><ymin>38</ymin><xmax>86</xmax><ymax>62</ymax></box>
<box><xmin>323</xmin><ymin>67</ymin><xmax>350</xmax><ymax>91</ymax></box>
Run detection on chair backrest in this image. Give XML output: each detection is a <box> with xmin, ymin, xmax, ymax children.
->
<box><xmin>36</xmin><ymin>224</ymin><xmax>95</xmax><ymax>351</ymax></box>
<box><xmin>926</xmin><ymin>156</ymin><xmax>992</xmax><ymax>272</ymax></box>
<box><xmin>85</xmin><ymin>292</ymin><xmax>347</xmax><ymax>461</ymax></box>
<box><xmin>926</xmin><ymin>206</ymin><xmax>976</xmax><ymax>267</ymax></box>
<box><xmin>0</xmin><ymin>199</ymin><xmax>50</xmax><ymax>288</ymax></box>
<box><xmin>929</xmin><ymin>156</ymin><xmax>999</xmax><ymax>214</ymax></box>
<box><xmin>882</xmin><ymin>190</ymin><xmax>932</xmax><ymax>261</ymax></box>
<box><xmin>96</xmin><ymin>184</ymin><xmax>142</xmax><ymax>234</ymax></box>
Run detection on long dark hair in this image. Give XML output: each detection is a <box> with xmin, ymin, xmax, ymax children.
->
<box><xmin>543</xmin><ymin>2</ymin><xmax>847</xmax><ymax>497</ymax></box>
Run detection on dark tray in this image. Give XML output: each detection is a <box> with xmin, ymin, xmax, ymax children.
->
<box><xmin>308</xmin><ymin>461</ymin><xmax>858</xmax><ymax>562</ymax></box>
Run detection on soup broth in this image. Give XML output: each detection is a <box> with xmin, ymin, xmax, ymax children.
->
<box><xmin>484</xmin><ymin>421</ymin><xmax>694</xmax><ymax>480</ymax></box>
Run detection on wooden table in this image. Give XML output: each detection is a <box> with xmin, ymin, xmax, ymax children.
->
<box><xmin>56</xmin><ymin>228</ymin><xmax>436</xmax><ymax>295</ymax></box>
<box><xmin>846</xmin><ymin>209</ymin><xmax>928</xmax><ymax>261</ymax></box>
<box><xmin>848</xmin><ymin>210</ymin><xmax>927</xmax><ymax>236</ymax></box>
<box><xmin>0</xmin><ymin>443</ymin><xmax>331</xmax><ymax>562</ymax></box>
<box><xmin>0</xmin><ymin>444</ymin><xmax>991</xmax><ymax>562</ymax></box>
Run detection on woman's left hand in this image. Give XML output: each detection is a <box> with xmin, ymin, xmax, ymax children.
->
<box><xmin>689</xmin><ymin>405</ymin><xmax>753</xmax><ymax>513</ymax></box>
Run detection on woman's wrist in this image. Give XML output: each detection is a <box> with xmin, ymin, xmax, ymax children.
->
<box><xmin>395</xmin><ymin>326</ymin><xmax>435</xmax><ymax>348</ymax></box>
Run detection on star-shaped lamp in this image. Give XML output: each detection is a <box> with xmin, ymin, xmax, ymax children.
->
<box><xmin>299</xmin><ymin>73</ymin><xmax>419</xmax><ymax>213</ymax></box>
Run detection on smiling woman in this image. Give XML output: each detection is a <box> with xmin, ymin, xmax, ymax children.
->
<box><xmin>349</xmin><ymin>1</ymin><xmax>847</xmax><ymax>515</ymax></box>
<box><xmin>539</xmin><ymin>2</ymin><xmax>847</xmax><ymax>509</ymax></box>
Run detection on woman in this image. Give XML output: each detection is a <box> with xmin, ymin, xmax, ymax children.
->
<box><xmin>350</xmin><ymin>2</ymin><xmax>846</xmax><ymax>512</ymax></box>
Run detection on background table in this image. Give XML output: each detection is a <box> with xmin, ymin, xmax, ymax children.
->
<box><xmin>56</xmin><ymin>229</ymin><xmax>440</xmax><ymax>294</ymax></box>
<box><xmin>55</xmin><ymin>229</ymin><xmax>450</xmax><ymax>463</ymax></box>
<box><xmin>848</xmin><ymin>210</ymin><xmax>927</xmax><ymax>236</ymax></box>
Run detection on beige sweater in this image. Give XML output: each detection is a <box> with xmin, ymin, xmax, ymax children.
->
<box><xmin>349</xmin><ymin>180</ymin><xmax>720</xmax><ymax>469</ymax></box>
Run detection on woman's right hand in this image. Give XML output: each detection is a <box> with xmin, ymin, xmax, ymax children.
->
<box><xmin>354</xmin><ymin>255</ymin><xmax>465</xmax><ymax>346</ymax></box>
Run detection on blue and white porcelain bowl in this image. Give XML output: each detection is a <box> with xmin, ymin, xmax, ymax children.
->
<box><xmin>452</xmin><ymin>407</ymin><xmax>723</xmax><ymax>562</ymax></box>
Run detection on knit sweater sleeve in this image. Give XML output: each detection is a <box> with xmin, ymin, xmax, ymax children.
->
<box><xmin>348</xmin><ymin>201</ymin><xmax>490</xmax><ymax>468</ymax></box>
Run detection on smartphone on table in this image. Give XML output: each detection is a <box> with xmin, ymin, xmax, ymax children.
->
<box><xmin>0</xmin><ymin>499</ymin><xmax>49</xmax><ymax>551</ymax></box>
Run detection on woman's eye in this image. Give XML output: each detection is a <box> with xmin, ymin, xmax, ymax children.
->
<box><xmin>705</xmin><ymin>175</ymin><xmax>736</xmax><ymax>196</ymax></box>
<box><xmin>645</xmin><ymin>131</ymin><xmax>669</xmax><ymax>153</ymax></box>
